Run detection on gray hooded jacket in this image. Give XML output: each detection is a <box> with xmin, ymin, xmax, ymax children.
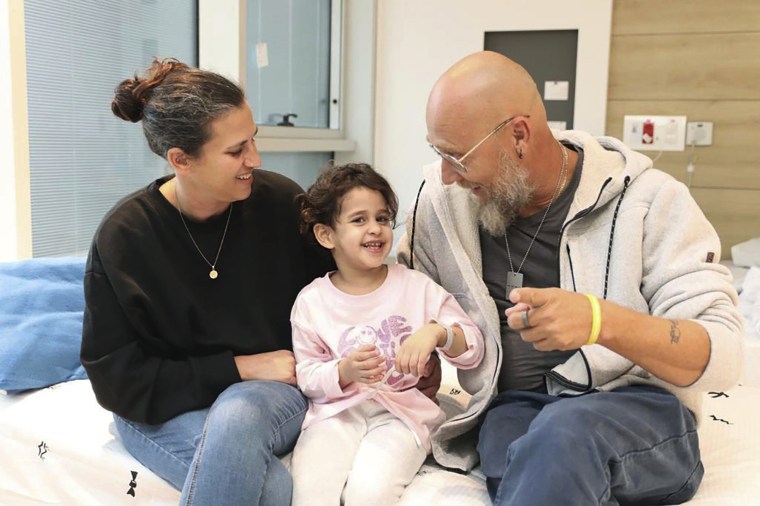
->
<box><xmin>397</xmin><ymin>130</ymin><xmax>744</xmax><ymax>472</ymax></box>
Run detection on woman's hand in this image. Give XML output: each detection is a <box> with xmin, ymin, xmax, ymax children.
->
<box><xmin>338</xmin><ymin>344</ymin><xmax>387</xmax><ymax>389</ymax></box>
<box><xmin>234</xmin><ymin>350</ymin><xmax>298</xmax><ymax>385</ymax></box>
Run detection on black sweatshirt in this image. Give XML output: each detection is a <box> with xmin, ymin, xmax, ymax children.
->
<box><xmin>81</xmin><ymin>171</ymin><xmax>333</xmax><ymax>424</ymax></box>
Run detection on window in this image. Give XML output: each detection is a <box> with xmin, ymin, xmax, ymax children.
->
<box><xmin>3</xmin><ymin>0</ymin><xmax>374</xmax><ymax>259</ymax></box>
<box><xmin>23</xmin><ymin>0</ymin><xmax>197</xmax><ymax>256</ymax></box>
<box><xmin>246</xmin><ymin>0</ymin><xmax>338</xmax><ymax>130</ymax></box>
<box><xmin>243</xmin><ymin>0</ymin><xmax>344</xmax><ymax>192</ymax></box>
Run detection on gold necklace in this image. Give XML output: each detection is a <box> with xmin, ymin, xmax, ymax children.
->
<box><xmin>175</xmin><ymin>188</ymin><xmax>233</xmax><ymax>280</ymax></box>
<box><xmin>504</xmin><ymin>142</ymin><xmax>568</xmax><ymax>294</ymax></box>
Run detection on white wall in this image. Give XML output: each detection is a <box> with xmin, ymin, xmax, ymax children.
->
<box><xmin>198</xmin><ymin>0</ymin><xmax>243</xmax><ymax>82</ymax></box>
<box><xmin>374</xmin><ymin>0</ymin><xmax>613</xmax><ymax>220</ymax></box>
<box><xmin>0</xmin><ymin>0</ymin><xmax>31</xmax><ymax>261</ymax></box>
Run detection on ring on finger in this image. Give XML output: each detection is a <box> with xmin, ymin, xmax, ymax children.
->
<box><xmin>521</xmin><ymin>310</ymin><xmax>531</xmax><ymax>328</ymax></box>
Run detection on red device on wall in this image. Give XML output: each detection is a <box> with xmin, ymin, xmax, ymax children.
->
<box><xmin>642</xmin><ymin>119</ymin><xmax>655</xmax><ymax>144</ymax></box>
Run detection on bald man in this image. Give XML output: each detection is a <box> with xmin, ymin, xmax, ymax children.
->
<box><xmin>397</xmin><ymin>51</ymin><xmax>743</xmax><ymax>505</ymax></box>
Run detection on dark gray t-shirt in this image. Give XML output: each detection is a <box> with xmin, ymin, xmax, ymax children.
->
<box><xmin>480</xmin><ymin>144</ymin><xmax>584</xmax><ymax>392</ymax></box>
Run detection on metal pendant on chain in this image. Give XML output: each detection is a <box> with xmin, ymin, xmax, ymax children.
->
<box><xmin>176</xmin><ymin>188</ymin><xmax>233</xmax><ymax>280</ymax></box>
<box><xmin>505</xmin><ymin>142</ymin><xmax>568</xmax><ymax>296</ymax></box>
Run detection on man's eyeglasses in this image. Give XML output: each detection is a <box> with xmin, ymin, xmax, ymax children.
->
<box><xmin>429</xmin><ymin>115</ymin><xmax>529</xmax><ymax>174</ymax></box>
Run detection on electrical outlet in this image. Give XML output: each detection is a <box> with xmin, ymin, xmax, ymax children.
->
<box><xmin>623</xmin><ymin>115</ymin><xmax>687</xmax><ymax>151</ymax></box>
<box><xmin>686</xmin><ymin>122</ymin><xmax>713</xmax><ymax>146</ymax></box>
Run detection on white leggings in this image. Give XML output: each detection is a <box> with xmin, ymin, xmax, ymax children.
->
<box><xmin>291</xmin><ymin>401</ymin><xmax>428</xmax><ymax>506</ymax></box>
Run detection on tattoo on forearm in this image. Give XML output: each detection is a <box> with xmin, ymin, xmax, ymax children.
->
<box><xmin>669</xmin><ymin>320</ymin><xmax>681</xmax><ymax>344</ymax></box>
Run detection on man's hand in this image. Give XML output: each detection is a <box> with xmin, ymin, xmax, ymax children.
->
<box><xmin>338</xmin><ymin>344</ymin><xmax>387</xmax><ymax>389</ymax></box>
<box><xmin>507</xmin><ymin>286</ymin><xmax>712</xmax><ymax>387</ymax></box>
<box><xmin>414</xmin><ymin>351</ymin><xmax>442</xmax><ymax>404</ymax></box>
<box><xmin>234</xmin><ymin>350</ymin><xmax>298</xmax><ymax>384</ymax></box>
<box><xmin>505</xmin><ymin>287</ymin><xmax>594</xmax><ymax>351</ymax></box>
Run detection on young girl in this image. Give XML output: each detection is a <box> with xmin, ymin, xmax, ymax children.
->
<box><xmin>290</xmin><ymin>163</ymin><xmax>484</xmax><ymax>505</ymax></box>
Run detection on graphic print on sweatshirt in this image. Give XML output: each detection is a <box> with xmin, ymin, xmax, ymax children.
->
<box><xmin>337</xmin><ymin>315</ymin><xmax>413</xmax><ymax>388</ymax></box>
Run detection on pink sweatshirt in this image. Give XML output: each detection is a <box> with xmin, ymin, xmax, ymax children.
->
<box><xmin>291</xmin><ymin>264</ymin><xmax>484</xmax><ymax>451</ymax></box>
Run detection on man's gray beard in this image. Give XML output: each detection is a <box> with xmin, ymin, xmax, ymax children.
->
<box><xmin>476</xmin><ymin>152</ymin><xmax>534</xmax><ymax>237</ymax></box>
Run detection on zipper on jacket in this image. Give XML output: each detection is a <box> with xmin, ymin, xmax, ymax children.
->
<box><xmin>558</xmin><ymin>177</ymin><xmax>613</xmax><ymax>240</ymax></box>
<box><xmin>544</xmin><ymin>177</ymin><xmax>613</xmax><ymax>392</ymax></box>
<box><xmin>566</xmin><ymin>244</ymin><xmax>577</xmax><ymax>292</ymax></box>
<box><xmin>554</xmin><ymin>177</ymin><xmax>612</xmax><ymax>287</ymax></box>
<box><xmin>544</xmin><ymin>176</ymin><xmax>631</xmax><ymax>393</ymax></box>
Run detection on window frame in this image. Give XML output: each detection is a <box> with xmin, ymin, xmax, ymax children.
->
<box><xmin>1</xmin><ymin>0</ymin><xmax>33</xmax><ymax>260</ymax></box>
<box><xmin>199</xmin><ymin>0</ymin><xmax>357</xmax><ymax>153</ymax></box>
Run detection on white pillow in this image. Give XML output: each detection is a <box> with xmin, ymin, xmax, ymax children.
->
<box><xmin>731</xmin><ymin>237</ymin><xmax>760</xmax><ymax>268</ymax></box>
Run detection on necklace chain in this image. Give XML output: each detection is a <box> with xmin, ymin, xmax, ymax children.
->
<box><xmin>176</xmin><ymin>188</ymin><xmax>233</xmax><ymax>280</ymax></box>
<box><xmin>505</xmin><ymin>142</ymin><xmax>568</xmax><ymax>276</ymax></box>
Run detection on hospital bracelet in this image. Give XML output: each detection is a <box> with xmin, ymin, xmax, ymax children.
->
<box><xmin>439</xmin><ymin>323</ymin><xmax>455</xmax><ymax>352</ymax></box>
<box><xmin>430</xmin><ymin>319</ymin><xmax>455</xmax><ymax>352</ymax></box>
<box><xmin>585</xmin><ymin>294</ymin><xmax>602</xmax><ymax>345</ymax></box>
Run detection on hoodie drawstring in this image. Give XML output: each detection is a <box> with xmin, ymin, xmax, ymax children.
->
<box><xmin>409</xmin><ymin>179</ymin><xmax>426</xmax><ymax>270</ymax></box>
<box><xmin>603</xmin><ymin>176</ymin><xmax>631</xmax><ymax>299</ymax></box>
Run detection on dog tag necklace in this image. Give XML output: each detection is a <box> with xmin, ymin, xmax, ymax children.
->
<box><xmin>505</xmin><ymin>143</ymin><xmax>567</xmax><ymax>295</ymax></box>
<box><xmin>176</xmin><ymin>188</ymin><xmax>233</xmax><ymax>280</ymax></box>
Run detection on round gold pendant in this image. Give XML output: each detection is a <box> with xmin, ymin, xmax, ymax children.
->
<box><xmin>209</xmin><ymin>269</ymin><xmax>218</xmax><ymax>279</ymax></box>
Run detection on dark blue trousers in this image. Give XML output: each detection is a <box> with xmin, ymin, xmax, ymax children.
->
<box><xmin>477</xmin><ymin>386</ymin><xmax>703</xmax><ymax>505</ymax></box>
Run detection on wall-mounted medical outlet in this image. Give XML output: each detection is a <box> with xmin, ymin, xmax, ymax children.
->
<box><xmin>622</xmin><ymin>115</ymin><xmax>687</xmax><ymax>151</ymax></box>
<box><xmin>686</xmin><ymin>121</ymin><xmax>713</xmax><ymax>146</ymax></box>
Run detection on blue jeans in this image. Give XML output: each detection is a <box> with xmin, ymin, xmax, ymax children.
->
<box><xmin>114</xmin><ymin>381</ymin><xmax>308</xmax><ymax>506</ymax></box>
<box><xmin>477</xmin><ymin>386</ymin><xmax>703</xmax><ymax>505</ymax></box>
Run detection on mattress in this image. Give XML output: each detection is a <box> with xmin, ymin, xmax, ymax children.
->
<box><xmin>2</xmin><ymin>380</ymin><xmax>760</xmax><ymax>505</ymax></box>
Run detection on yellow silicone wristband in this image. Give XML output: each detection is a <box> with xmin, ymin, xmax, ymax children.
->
<box><xmin>585</xmin><ymin>294</ymin><xmax>602</xmax><ymax>345</ymax></box>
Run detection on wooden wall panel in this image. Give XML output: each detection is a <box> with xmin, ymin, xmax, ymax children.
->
<box><xmin>607</xmin><ymin>0</ymin><xmax>760</xmax><ymax>257</ymax></box>
<box><xmin>608</xmin><ymin>33</ymin><xmax>760</xmax><ymax>101</ymax></box>
<box><xmin>612</xmin><ymin>1</ymin><xmax>760</xmax><ymax>35</ymax></box>
<box><xmin>690</xmin><ymin>188</ymin><xmax>760</xmax><ymax>254</ymax></box>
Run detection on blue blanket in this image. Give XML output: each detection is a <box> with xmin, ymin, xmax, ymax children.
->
<box><xmin>0</xmin><ymin>257</ymin><xmax>88</xmax><ymax>392</ymax></box>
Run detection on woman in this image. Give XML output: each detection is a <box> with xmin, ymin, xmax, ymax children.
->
<box><xmin>82</xmin><ymin>58</ymin><xmax>441</xmax><ymax>504</ymax></box>
<box><xmin>80</xmin><ymin>58</ymin><xmax>336</xmax><ymax>505</ymax></box>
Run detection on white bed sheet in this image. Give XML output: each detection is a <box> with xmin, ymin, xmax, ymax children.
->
<box><xmin>725</xmin><ymin>260</ymin><xmax>760</xmax><ymax>388</ymax></box>
<box><xmin>2</xmin><ymin>380</ymin><xmax>759</xmax><ymax>505</ymax></box>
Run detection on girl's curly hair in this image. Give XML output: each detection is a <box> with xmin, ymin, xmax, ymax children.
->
<box><xmin>297</xmin><ymin>163</ymin><xmax>399</xmax><ymax>239</ymax></box>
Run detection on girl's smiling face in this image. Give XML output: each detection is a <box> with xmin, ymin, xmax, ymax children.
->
<box><xmin>318</xmin><ymin>186</ymin><xmax>394</xmax><ymax>275</ymax></box>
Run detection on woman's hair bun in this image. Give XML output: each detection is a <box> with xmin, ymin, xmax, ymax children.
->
<box><xmin>111</xmin><ymin>58</ymin><xmax>190</xmax><ymax>123</ymax></box>
<box><xmin>111</xmin><ymin>77</ymin><xmax>145</xmax><ymax>122</ymax></box>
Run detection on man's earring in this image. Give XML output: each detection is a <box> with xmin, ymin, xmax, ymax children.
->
<box><xmin>517</xmin><ymin>148</ymin><xmax>524</xmax><ymax>159</ymax></box>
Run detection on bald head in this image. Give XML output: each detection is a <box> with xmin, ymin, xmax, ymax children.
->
<box><xmin>427</xmin><ymin>51</ymin><xmax>544</xmax><ymax>130</ymax></box>
<box><xmin>426</xmin><ymin>51</ymin><xmax>570</xmax><ymax>215</ymax></box>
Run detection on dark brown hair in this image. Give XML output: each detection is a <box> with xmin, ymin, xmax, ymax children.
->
<box><xmin>111</xmin><ymin>57</ymin><xmax>245</xmax><ymax>159</ymax></box>
<box><xmin>297</xmin><ymin>163</ymin><xmax>399</xmax><ymax>238</ymax></box>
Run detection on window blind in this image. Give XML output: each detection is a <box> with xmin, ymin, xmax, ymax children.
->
<box><xmin>24</xmin><ymin>0</ymin><xmax>197</xmax><ymax>257</ymax></box>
